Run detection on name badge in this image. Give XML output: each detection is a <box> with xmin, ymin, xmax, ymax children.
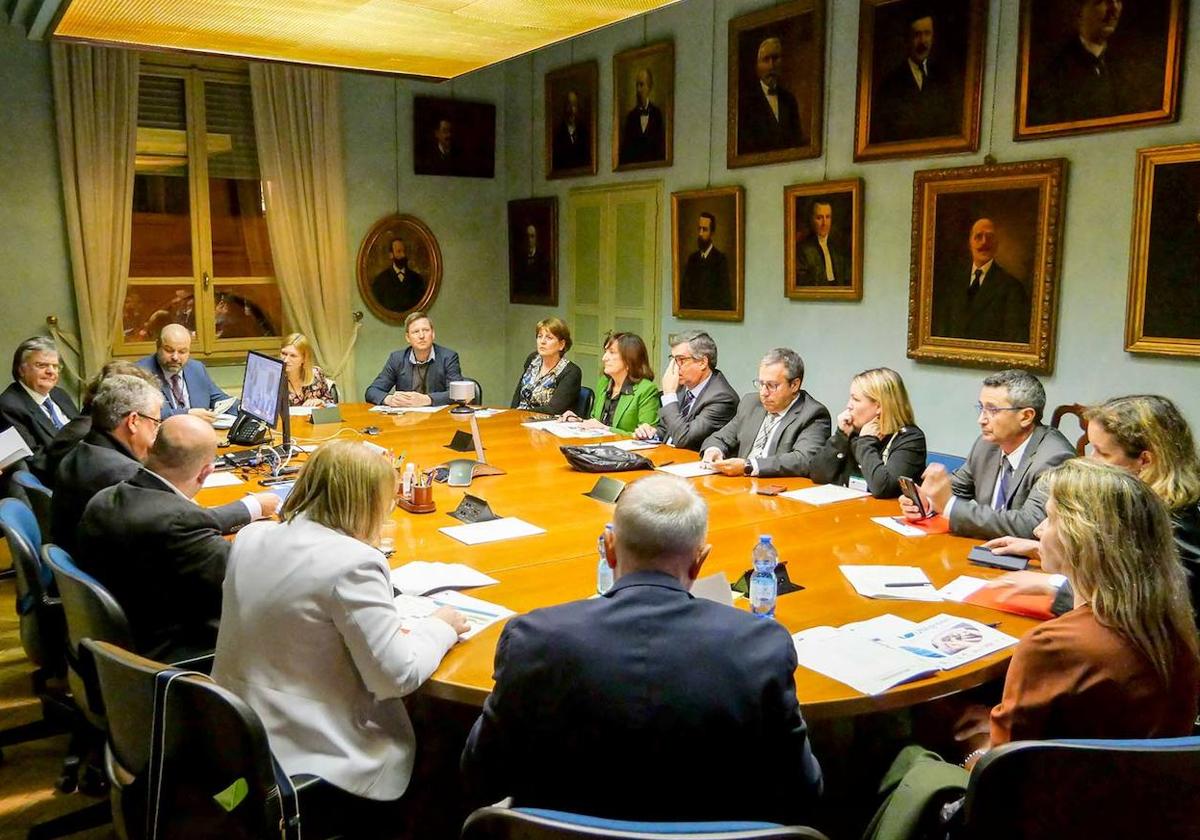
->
<box><xmin>848</xmin><ymin>475</ymin><xmax>869</xmax><ymax>493</ymax></box>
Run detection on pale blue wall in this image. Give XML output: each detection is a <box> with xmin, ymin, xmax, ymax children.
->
<box><xmin>500</xmin><ymin>0</ymin><xmax>1200</xmax><ymax>455</ymax></box>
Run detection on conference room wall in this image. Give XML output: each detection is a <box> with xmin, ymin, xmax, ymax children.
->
<box><xmin>499</xmin><ymin>0</ymin><xmax>1200</xmax><ymax>456</ymax></box>
<box><xmin>341</xmin><ymin>68</ymin><xmax>510</xmax><ymax>404</ymax></box>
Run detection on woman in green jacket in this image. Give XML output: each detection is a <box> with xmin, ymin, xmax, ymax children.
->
<box><xmin>563</xmin><ymin>331</ymin><xmax>659</xmax><ymax>434</ymax></box>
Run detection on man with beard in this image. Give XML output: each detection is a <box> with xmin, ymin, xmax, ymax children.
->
<box><xmin>1029</xmin><ymin>0</ymin><xmax>1135</xmax><ymax>125</ymax></box>
<box><xmin>619</xmin><ymin>68</ymin><xmax>666</xmax><ymax>165</ymax></box>
<box><xmin>553</xmin><ymin>89</ymin><xmax>591</xmax><ymax>171</ymax></box>
<box><xmin>136</xmin><ymin>323</ymin><xmax>236</xmax><ymax>420</ymax></box>
<box><xmin>737</xmin><ymin>36</ymin><xmax>804</xmax><ymax>154</ymax></box>
<box><xmin>872</xmin><ymin>8</ymin><xmax>958</xmax><ymax>142</ymax></box>
<box><xmin>679</xmin><ymin>212</ymin><xmax>732</xmax><ymax>312</ymax></box>
<box><xmin>371</xmin><ymin>237</ymin><xmax>428</xmax><ymax>316</ymax></box>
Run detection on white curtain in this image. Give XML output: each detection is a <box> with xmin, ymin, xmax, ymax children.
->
<box><xmin>250</xmin><ymin>63</ymin><xmax>359</xmax><ymax>395</ymax></box>
<box><xmin>51</xmin><ymin>43</ymin><xmax>139</xmax><ymax>379</ymax></box>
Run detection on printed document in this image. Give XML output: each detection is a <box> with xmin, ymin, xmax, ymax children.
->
<box><xmin>438</xmin><ymin>517</ymin><xmax>546</xmax><ymax>546</ymax></box>
<box><xmin>394</xmin><ymin>590</ymin><xmax>514</xmax><ymax>640</ymax></box>
<box><xmin>839</xmin><ymin>565</ymin><xmax>941</xmax><ymax>602</ymax></box>
<box><xmin>390</xmin><ymin>561</ymin><xmax>499</xmax><ymax>595</ymax></box>
<box><xmin>781</xmin><ymin>485</ymin><xmax>870</xmax><ymax>505</ymax></box>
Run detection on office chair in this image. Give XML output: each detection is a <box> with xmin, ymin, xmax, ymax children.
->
<box><xmin>465</xmin><ymin>377</ymin><xmax>484</xmax><ymax>406</ymax></box>
<box><xmin>86</xmin><ymin>639</ymin><xmax>335</xmax><ymax>840</ymax></box>
<box><xmin>1050</xmin><ymin>402</ymin><xmax>1089</xmax><ymax>456</ymax></box>
<box><xmin>11</xmin><ymin>469</ymin><xmax>54</xmax><ymax>545</ymax></box>
<box><xmin>960</xmin><ymin>737</ymin><xmax>1200</xmax><ymax>840</ymax></box>
<box><xmin>461</xmin><ymin>807</ymin><xmax>829</xmax><ymax>839</ymax></box>
<box><xmin>576</xmin><ymin>386</ymin><xmax>595</xmax><ymax>419</ymax></box>
<box><xmin>925</xmin><ymin>452</ymin><xmax>965</xmax><ymax>473</ymax></box>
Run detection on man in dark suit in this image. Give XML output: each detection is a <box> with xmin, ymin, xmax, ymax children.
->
<box><xmin>50</xmin><ymin>375</ymin><xmax>163</xmax><ymax>559</ymax></box>
<box><xmin>552</xmin><ymin>90</ymin><xmax>591</xmax><ymax>172</ymax></box>
<box><xmin>461</xmin><ymin>473</ymin><xmax>823</xmax><ymax>822</ymax></box>
<box><xmin>511</xmin><ymin>224</ymin><xmax>550</xmax><ymax>300</ymax></box>
<box><xmin>78</xmin><ymin>414</ymin><xmax>278</xmax><ymax>662</ymax></box>
<box><xmin>679</xmin><ymin>212</ymin><xmax>732</xmax><ymax>312</ymax></box>
<box><xmin>370</xmin><ymin>237</ymin><xmax>428</xmax><ymax>316</ymax></box>
<box><xmin>136</xmin><ymin>323</ymin><xmax>237</xmax><ymax>420</ymax></box>
<box><xmin>931</xmin><ymin>218</ymin><xmax>1031</xmax><ymax>343</ymax></box>
<box><xmin>871</xmin><ymin>9</ymin><xmax>958</xmax><ymax>143</ymax></box>
<box><xmin>795</xmin><ymin>200</ymin><xmax>850</xmax><ymax>286</ymax></box>
<box><xmin>737</xmin><ymin>36</ymin><xmax>804</xmax><ymax>154</ymax></box>
<box><xmin>701</xmin><ymin>347</ymin><xmax>832</xmax><ymax>478</ymax></box>
<box><xmin>634</xmin><ymin>331</ymin><xmax>738</xmax><ymax>451</ymax></box>
<box><xmin>0</xmin><ymin>336</ymin><xmax>79</xmax><ymax>456</ymax></box>
<box><xmin>421</xmin><ymin>117</ymin><xmax>458</xmax><ymax>176</ymax></box>
<box><xmin>618</xmin><ymin>68</ymin><xmax>666</xmax><ymax>165</ymax></box>
<box><xmin>364</xmin><ymin>311</ymin><xmax>463</xmax><ymax>407</ymax></box>
<box><xmin>902</xmin><ymin>369</ymin><xmax>1075</xmax><ymax>539</ymax></box>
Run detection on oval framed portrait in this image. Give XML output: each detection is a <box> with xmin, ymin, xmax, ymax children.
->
<box><xmin>356</xmin><ymin>214</ymin><xmax>442</xmax><ymax>325</ymax></box>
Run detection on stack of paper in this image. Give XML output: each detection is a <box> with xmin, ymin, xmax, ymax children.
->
<box><xmin>782</xmin><ymin>485</ymin><xmax>870</xmax><ymax>505</ymax></box>
<box><xmin>438</xmin><ymin>517</ymin><xmax>546</xmax><ymax>546</ymax></box>
<box><xmin>0</xmin><ymin>427</ymin><xmax>33</xmax><ymax>470</ymax></box>
<box><xmin>883</xmin><ymin>615</ymin><xmax>1019</xmax><ymax>670</ymax></box>
<box><xmin>585</xmin><ymin>439</ymin><xmax>660</xmax><ymax>451</ymax></box>
<box><xmin>201</xmin><ymin>471</ymin><xmax>245</xmax><ymax>489</ymax></box>
<box><xmin>390</xmin><ymin>561</ymin><xmax>499</xmax><ymax>595</ymax></box>
<box><xmin>938</xmin><ymin>575</ymin><xmax>1055</xmax><ymax>620</ymax></box>
<box><xmin>657</xmin><ymin>461</ymin><xmax>715</xmax><ymax>478</ymax></box>
<box><xmin>839</xmin><ymin>565</ymin><xmax>941</xmax><ymax>602</ymax></box>
<box><xmin>520</xmin><ymin>419</ymin><xmax>611</xmax><ymax>439</ymax></box>
<box><xmin>394</xmin><ymin>590</ymin><xmax>515</xmax><ymax>640</ymax></box>
<box><xmin>369</xmin><ymin>404</ymin><xmax>448</xmax><ymax>415</ymax></box>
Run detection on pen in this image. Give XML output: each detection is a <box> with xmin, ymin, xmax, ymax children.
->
<box><xmin>884</xmin><ymin>582</ymin><xmax>934</xmax><ymax>588</ymax></box>
<box><xmin>658</xmin><ymin>461</ymin><xmax>676</xmax><ymax>467</ymax></box>
<box><xmin>985</xmin><ymin>621</ymin><xmax>1001</xmax><ymax>628</ymax></box>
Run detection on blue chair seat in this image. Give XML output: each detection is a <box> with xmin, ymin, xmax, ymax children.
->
<box><xmin>462</xmin><ymin>805</ymin><xmax>827</xmax><ymax>839</ymax></box>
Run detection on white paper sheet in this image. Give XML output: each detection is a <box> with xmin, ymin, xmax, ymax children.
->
<box><xmin>691</xmin><ymin>572</ymin><xmax>734</xmax><ymax>606</ymax></box>
<box><xmin>438</xmin><ymin>517</ymin><xmax>546</xmax><ymax>546</ymax></box>
<box><xmin>213</xmin><ymin>396</ymin><xmax>237</xmax><ymax>416</ymax></box>
<box><xmin>470</xmin><ymin>408</ymin><xmax>506</xmax><ymax>419</ymax></box>
<box><xmin>212</xmin><ymin>415</ymin><xmax>235</xmax><ymax>429</ymax></box>
<box><xmin>839</xmin><ymin>565</ymin><xmax>942</xmax><ymax>602</ymax></box>
<box><xmin>201</xmin><ymin>471</ymin><xmax>245</xmax><ymax>488</ymax></box>
<box><xmin>792</xmin><ymin>632</ymin><xmax>938</xmax><ymax>695</ymax></box>
<box><xmin>0</xmin><ymin>427</ymin><xmax>33</xmax><ymax>471</ymax></box>
<box><xmin>394</xmin><ymin>590</ymin><xmax>514</xmax><ymax>640</ymax></box>
<box><xmin>288</xmin><ymin>406</ymin><xmax>314</xmax><ymax>416</ymax></box>
<box><xmin>369</xmin><ymin>404</ymin><xmax>448</xmax><ymax>414</ymax></box>
<box><xmin>656</xmin><ymin>461</ymin><xmax>716</xmax><ymax>478</ymax></box>
<box><xmin>936</xmin><ymin>575</ymin><xmax>989</xmax><ymax>602</ymax></box>
<box><xmin>520</xmin><ymin>420</ymin><xmax>611</xmax><ymax>439</ymax></box>
<box><xmin>883</xmin><ymin>615</ymin><xmax>1018</xmax><ymax>670</ymax></box>
<box><xmin>781</xmin><ymin>484</ymin><xmax>871</xmax><ymax>505</ymax></box>
<box><xmin>390</xmin><ymin>561</ymin><xmax>499</xmax><ymax>596</ymax></box>
<box><xmin>840</xmin><ymin>613</ymin><xmax>918</xmax><ymax>639</ymax></box>
<box><xmin>586</xmin><ymin>439</ymin><xmax>660</xmax><ymax>451</ymax></box>
<box><xmin>871</xmin><ymin>516</ymin><xmax>928</xmax><ymax>537</ymax></box>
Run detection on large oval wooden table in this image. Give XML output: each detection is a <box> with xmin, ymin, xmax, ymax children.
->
<box><xmin>200</xmin><ymin>403</ymin><xmax>1038</xmax><ymax>722</ymax></box>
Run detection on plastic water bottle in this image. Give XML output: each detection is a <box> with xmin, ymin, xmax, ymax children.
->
<box><xmin>596</xmin><ymin>524</ymin><xmax>614</xmax><ymax>595</ymax></box>
<box><xmin>749</xmin><ymin>535</ymin><xmax>779</xmax><ymax>619</ymax></box>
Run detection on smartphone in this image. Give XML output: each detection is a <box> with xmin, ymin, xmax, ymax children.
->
<box><xmin>968</xmin><ymin>545</ymin><xmax>1029</xmax><ymax>571</ymax></box>
<box><xmin>897</xmin><ymin>476</ymin><xmax>927</xmax><ymax>519</ymax></box>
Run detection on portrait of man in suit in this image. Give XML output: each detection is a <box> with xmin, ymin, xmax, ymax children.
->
<box><xmin>619</xmin><ymin>69</ymin><xmax>666</xmax><ymax>166</ymax></box>
<box><xmin>552</xmin><ymin>91</ymin><xmax>590</xmax><ymax>172</ymax></box>
<box><xmin>931</xmin><ymin>217</ymin><xmax>1031</xmax><ymax>344</ymax></box>
<box><xmin>508</xmin><ymin>197</ymin><xmax>557</xmax><ymax>305</ymax></box>
<box><xmin>413</xmin><ymin>96</ymin><xmax>496</xmax><ymax>178</ymax></box>
<box><xmin>737</xmin><ymin>36</ymin><xmax>804</xmax><ymax>155</ymax></box>
<box><xmin>546</xmin><ymin>60</ymin><xmax>598</xmax><ymax>179</ymax></box>
<box><xmin>680</xmin><ymin>212</ymin><xmax>731</xmax><ymax>313</ymax></box>
<box><xmin>870</xmin><ymin>6</ymin><xmax>960</xmax><ymax>143</ymax></box>
<box><xmin>370</xmin><ymin>237</ymin><xmax>428</xmax><ymax>317</ymax></box>
<box><xmin>795</xmin><ymin>200</ymin><xmax>850</xmax><ymax>287</ymax></box>
<box><xmin>613</xmin><ymin>42</ymin><xmax>673</xmax><ymax>171</ymax></box>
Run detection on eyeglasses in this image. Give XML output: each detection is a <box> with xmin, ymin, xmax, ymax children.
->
<box><xmin>975</xmin><ymin>403</ymin><xmax>1029</xmax><ymax>418</ymax></box>
<box><xmin>753</xmin><ymin>379</ymin><xmax>795</xmax><ymax>393</ymax></box>
<box><xmin>670</xmin><ymin>355</ymin><xmax>698</xmax><ymax>366</ymax></box>
<box><xmin>135</xmin><ymin>412</ymin><xmax>163</xmax><ymax>427</ymax></box>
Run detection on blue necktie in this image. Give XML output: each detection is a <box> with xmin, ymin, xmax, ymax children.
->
<box><xmin>679</xmin><ymin>389</ymin><xmax>695</xmax><ymax>418</ymax></box>
<box><xmin>41</xmin><ymin>399</ymin><xmax>64</xmax><ymax>430</ymax></box>
<box><xmin>994</xmin><ymin>460</ymin><xmax>1014</xmax><ymax>511</ymax></box>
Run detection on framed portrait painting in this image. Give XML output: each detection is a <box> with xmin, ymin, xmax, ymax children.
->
<box><xmin>413</xmin><ymin>96</ymin><xmax>496</xmax><ymax>178</ymax></box>
<box><xmin>672</xmin><ymin>186</ymin><xmax>744</xmax><ymax>322</ymax></box>
<box><xmin>727</xmin><ymin>1</ymin><xmax>825</xmax><ymax>169</ymax></box>
<box><xmin>545</xmin><ymin>61</ymin><xmax>598</xmax><ymax>180</ymax></box>
<box><xmin>784</xmin><ymin>179</ymin><xmax>862</xmax><ymax>301</ymax></box>
<box><xmin>1015</xmin><ymin>0</ymin><xmax>1185</xmax><ymax>140</ymax></box>
<box><xmin>507</xmin><ymin>197</ymin><xmax>558</xmax><ymax>306</ymax></box>
<box><xmin>612</xmin><ymin>41</ymin><xmax>674</xmax><ymax>172</ymax></box>
<box><xmin>907</xmin><ymin>159</ymin><xmax>1067</xmax><ymax>375</ymax></box>
<box><xmin>356</xmin><ymin>214</ymin><xmax>442</xmax><ymax>325</ymax></box>
<box><xmin>1125</xmin><ymin>143</ymin><xmax>1200</xmax><ymax>358</ymax></box>
<box><xmin>853</xmin><ymin>0</ymin><xmax>987</xmax><ymax>162</ymax></box>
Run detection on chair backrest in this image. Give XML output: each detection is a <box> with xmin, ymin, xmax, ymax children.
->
<box><xmin>0</xmin><ymin>498</ymin><xmax>64</xmax><ymax>668</ymax></box>
<box><xmin>925</xmin><ymin>451</ymin><xmax>965</xmax><ymax>473</ymax></box>
<box><xmin>1050</xmin><ymin>402</ymin><xmax>1089</xmax><ymax>456</ymax></box>
<box><xmin>576</xmin><ymin>386</ymin><xmax>595</xmax><ymax>419</ymax></box>
<box><xmin>462</xmin><ymin>807</ymin><xmax>829</xmax><ymax>840</ymax></box>
<box><xmin>85</xmin><ymin>639</ymin><xmax>292</xmax><ymax>840</ymax></box>
<box><xmin>11</xmin><ymin>469</ymin><xmax>53</xmax><ymax>539</ymax></box>
<box><xmin>465</xmin><ymin>377</ymin><xmax>484</xmax><ymax>406</ymax></box>
<box><xmin>43</xmin><ymin>543</ymin><xmax>133</xmax><ymax>723</ymax></box>
<box><xmin>962</xmin><ymin>737</ymin><xmax>1200</xmax><ymax>840</ymax></box>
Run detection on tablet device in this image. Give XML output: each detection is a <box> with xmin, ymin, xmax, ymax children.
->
<box><xmin>968</xmin><ymin>545</ymin><xmax>1029</xmax><ymax>571</ymax></box>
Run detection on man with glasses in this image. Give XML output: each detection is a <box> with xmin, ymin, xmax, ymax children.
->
<box><xmin>700</xmin><ymin>347</ymin><xmax>831</xmax><ymax>477</ymax></box>
<box><xmin>901</xmin><ymin>369</ymin><xmax>1074</xmax><ymax>538</ymax></box>
<box><xmin>634</xmin><ymin>331</ymin><xmax>737</xmax><ymax>451</ymax></box>
<box><xmin>0</xmin><ymin>336</ymin><xmax>79</xmax><ymax>456</ymax></box>
<box><xmin>50</xmin><ymin>375</ymin><xmax>163</xmax><ymax>558</ymax></box>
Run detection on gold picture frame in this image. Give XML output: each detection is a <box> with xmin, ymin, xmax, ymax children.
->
<box><xmin>356</xmin><ymin>214</ymin><xmax>442</xmax><ymax>325</ymax></box>
<box><xmin>612</xmin><ymin>41</ymin><xmax>675</xmax><ymax>173</ymax></box>
<box><xmin>545</xmin><ymin>60</ymin><xmax>598</xmax><ymax>180</ymax></box>
<box><xmin>784</xmin><ymin>178</ymin><xmax>863</xmax><ymax>301</ymax></box>
<box><xmin>671</xmin><ymin>186</ymin><xmax>745</xmax><ymax>322</ymax></box>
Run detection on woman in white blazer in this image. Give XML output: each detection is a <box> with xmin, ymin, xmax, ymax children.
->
<box><xmin>212</xmin><ymin>440</ymin><xmax>467</xmax><ymax>830</ymax></box>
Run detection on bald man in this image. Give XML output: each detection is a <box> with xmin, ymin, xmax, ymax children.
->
<box><xmin>931</xmin><ymin>218</ymin><xmax>1031</xmax><ymax>344</ymax></box>
<box><xmin>737</xmin><ymin>35</ymin><xmax>804</xmax><ymax>154</ymax></box>
<box><xmin>136</xmin><ymin>323</ymin><xmax>236</xmax><ymax>420</ymax></box>
<box><xmin>619</xmin><ymin>68</ymin><xmax>666</xmax><ymax>165</ymax></box>
<box><xmin>78</xmin><ymin>415</ymin><xmax>279</xmax><ymax>662</ymax></box>
<box><xmin>553</xmin><ymin>89</ymin><xmax>591</xmax><ymax>171</ymax></box>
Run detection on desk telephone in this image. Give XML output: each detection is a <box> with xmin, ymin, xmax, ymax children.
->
<box><xmin>227</xmin><ymin>412</ymin><xmax>269</xmax><ymax>446</ymax></box>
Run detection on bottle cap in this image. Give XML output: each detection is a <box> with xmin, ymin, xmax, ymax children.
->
<box><xmin>759</xmin><ymin>535</ymin><xmax>772</xmax><ymax>543</ymax></box>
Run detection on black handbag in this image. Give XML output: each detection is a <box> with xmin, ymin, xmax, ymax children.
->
<box><xmin>559</xmin><ymin>444</ymin><xmax>654</xmax><ymax>473</ymax></box>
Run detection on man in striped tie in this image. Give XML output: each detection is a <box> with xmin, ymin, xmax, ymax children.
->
<box><xmin>0</xmin><ymin>335</ymin><xmax>79</xmax><ymax>456</ymax></box>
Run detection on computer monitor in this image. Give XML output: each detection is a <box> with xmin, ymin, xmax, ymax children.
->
<box><xmin>240</xmin><ymin>351</ymin><xmax>284</xmax><ymax>426</ymax></box>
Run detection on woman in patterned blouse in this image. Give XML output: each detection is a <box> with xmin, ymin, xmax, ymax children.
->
<box><xmin>510</xmin><ymin>317</ymin><xmax>582</xmax><ymax>415</ymax></box>
<box><xmin>281</xmin><ymin>333</ymin><xmax>337</xmax><ymax>407</ymax></box>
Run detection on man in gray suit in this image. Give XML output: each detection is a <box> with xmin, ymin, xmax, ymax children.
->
<box><xmin>634</xmin><ymin>331</ymin><xmax>738</xmax><ymax>451</ymax></box>
<box><xmin>902</xmin><ymin>369</ymin><xmax>1074</xmax><ymax>539</ymax></box>
<box><xmin>700</xmin><ymin>348</ymin><xmax>831</xmax><ymax>478</ymax></box>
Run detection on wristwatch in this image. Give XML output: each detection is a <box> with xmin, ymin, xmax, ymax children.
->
<box><xmin>743</xmin><ymin>461</ymin><xmax>753</xmax><ymax>476</ymax></box>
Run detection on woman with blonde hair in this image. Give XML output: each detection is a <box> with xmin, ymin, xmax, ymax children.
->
<box><xmin>809</xmin><ymin>367</ymin><xmax>926</xmax><ymax>498</ymax></box>
<box><xmin>280</xmin><ymin>332</ymin><xmax>337</xmax><ymax>407</ymax></box>
<box><xmin>213</xmin><ymin>441</ymin><xmax>466</xmax><ymax>833</ymax></box>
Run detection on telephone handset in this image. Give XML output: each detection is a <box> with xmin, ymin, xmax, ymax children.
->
<box><xmin>227</xmin><ymin>412</ymin><xmax>269</xmax><ymax>446</ymax></box>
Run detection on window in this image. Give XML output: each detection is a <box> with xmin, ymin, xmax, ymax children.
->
<box><xmin>118</xmin><ymin>60</ymin><xmax>281</xmax><ymax>360</ymax></box>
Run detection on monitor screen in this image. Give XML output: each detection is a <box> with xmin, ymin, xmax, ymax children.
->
<box><xmin>240</xmin><ymin>351</ymin><xmax>284</xmax><ymax>426</ymax></box>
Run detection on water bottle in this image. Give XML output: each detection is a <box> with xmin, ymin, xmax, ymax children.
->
<box><xmin>596</xmin><ymin>524</ymin><xmax>614</xmax><ymax>595</ymax></box>
<box><xmin>749</xmin><ymin>535</ymin><xmax>778</xmax><ymax>619</ymax></box>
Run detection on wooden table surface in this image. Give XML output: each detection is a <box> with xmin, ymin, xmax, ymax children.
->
<box><xmin>200</xmin><ymin>403</ymin><xmax>1036</xmax><ymax>721</ymax></box>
